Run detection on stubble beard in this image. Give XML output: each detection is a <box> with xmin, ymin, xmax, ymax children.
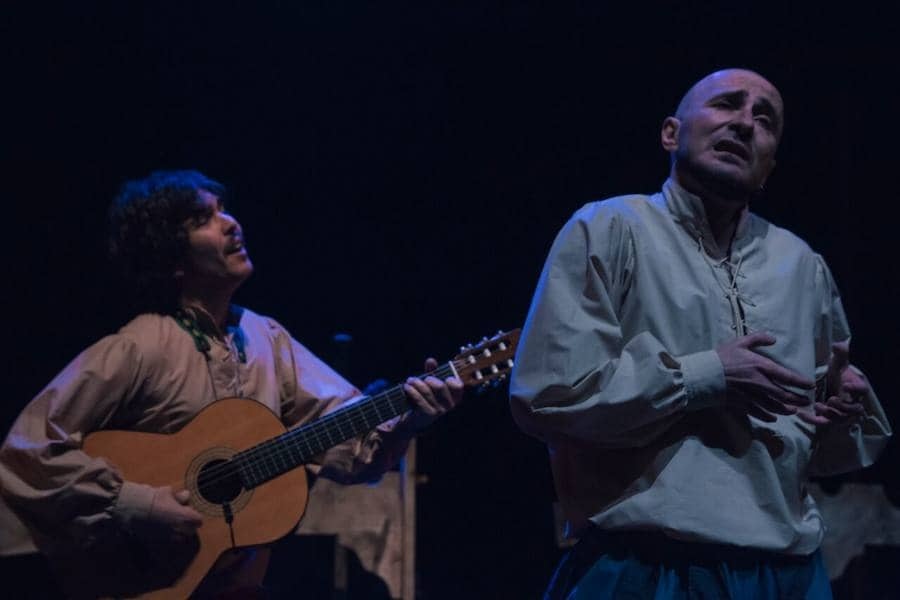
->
<box><xmin>677</xmin><ymin>152</ymin><xmax>757</xmax><ymax>207</ymax></box>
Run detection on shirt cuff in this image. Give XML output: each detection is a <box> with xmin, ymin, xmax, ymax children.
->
<box><xmin>679</xmin><ymin>349</ymin><xmax>726</xmax><ymax>411</ymax></box>
<box><xmin>112</xmin><ymin>481</ymin><xmax>156</xmax><ymax>531</ymax></box>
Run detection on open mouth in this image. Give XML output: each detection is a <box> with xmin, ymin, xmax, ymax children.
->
<box><xmin>225</xmin><ymin>240</ymin><xmax>245</xmax><ymax>254</ymax></box>
<box><xmin>713</xmin><ymin>140</ymin><xmax>751</xmax><ymax>162</ymax></box>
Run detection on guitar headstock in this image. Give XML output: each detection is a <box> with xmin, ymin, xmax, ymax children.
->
<box><xmin>452</xmin><ymin>329</ymin><xmax>521</xmax><ymax>389</ymax></box>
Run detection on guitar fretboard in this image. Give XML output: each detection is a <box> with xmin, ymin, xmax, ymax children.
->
<box><xmin>235</xmin><ymin>363</ymin><xmax>456</xmax><ymax>489</ymax></box>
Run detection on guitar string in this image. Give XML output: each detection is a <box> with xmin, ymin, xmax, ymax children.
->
<box><xmin>196</xmin><ymin>386</ymin><xmax>412</xmax><ymax>488</ymax></box>
<box><xmin>195</xmin><ymin>354</ymin><xmax>511</xmax><ymax>491</ymax></box>
<box><xmin>194</xmin><ymin>363</ymin><xmax>460</xmax><ymax>490</ymax></box>
<box><xmin>193</xmin><ymin>361</ymin><xmax>480</xmax><ymax>490</ymax></box>
<box><xmin>235</xmin><ymin>363</ymin><xmax>457</xmax><ymax>468</ymax></box>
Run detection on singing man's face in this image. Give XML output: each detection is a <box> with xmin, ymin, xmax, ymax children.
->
<box><xmin>178</xmin><ymin>189</ymin><xmax>254</xmax><ymax>292</ymax></box>
<box><xmin>666</xmin><ymin>69</ymin><xmax>784</xmax><ymax>199</ymax></box>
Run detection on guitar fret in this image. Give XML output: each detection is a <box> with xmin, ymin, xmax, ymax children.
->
<box><xmin>235</xmin><ymin>453</ymin><xmax>251</xmax><ymax>487</ymax></box>
<box><xmin>321</xmin><ymin>425</ymin><xmax>336</xmax><ymax>447</ymax></box>
<box><xmin>300</xmin><ymin>432</ymin><xmax>314</xmax><ymax>459</ymax></box>
<box><xmin>361</xmin><ymin>406</ymin><xmax>377</xmax><ymax>430</ymax></box>
<box><xmin>372</xmin><ymin>398</ymin><xmax>384</xmax><ymax>422</ymax></box>
<box><xmin>251</xmin><ymin>453</ymin><xmax>263</xmax><ymax>486</ymax></box>
<box><xmin>235</xmin><ymin>357</ymin><xmax>485</xmax><ymax>489</ymax></box>
<box><xmin>352</xmin><ymin>408</ymin><xmax>367</xmax><ymax>429</ymax></box>
<box><xmin>287</xmin><ymin>441</ymin><xmax>304</xmax><ymax>467</ymax></box>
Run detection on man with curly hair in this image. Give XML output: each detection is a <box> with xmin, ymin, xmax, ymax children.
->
<box><xmin>0</xmin><ymin>170</ymin><xmax>463</xmax><ymax>597</ymax></box>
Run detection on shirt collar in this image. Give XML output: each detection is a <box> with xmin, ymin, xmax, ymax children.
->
<box><xmin>662</xmin><ymin>177</ymin><xmax>753</xmax><ymax>255</ymax></box>
<box><xmin>179</xmin><ymin>304</ymin><xmax>244</xmax><ymax>339</ymax></box>
<box><xmin>174</xmin><ymin>304</ymin><xmax>246</xmax><ymax>362</ymax></box>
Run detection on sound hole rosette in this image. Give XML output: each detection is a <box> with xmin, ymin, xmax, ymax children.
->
<box><xmin>186</xmin><ymin>446</ymin><xmax>254</xmax><ymax>517</ymax></box>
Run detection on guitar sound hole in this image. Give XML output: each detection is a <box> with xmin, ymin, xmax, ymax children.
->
<box><xmin>197</xmin><ymin>459</ymin><xmax>243</xmax><ymax>504</ymax></box>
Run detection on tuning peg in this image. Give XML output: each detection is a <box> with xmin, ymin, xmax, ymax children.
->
<box><xmin>506</xmin><ymin>359</ymin><xmax>514</xmax><ymax>368</ymax></box>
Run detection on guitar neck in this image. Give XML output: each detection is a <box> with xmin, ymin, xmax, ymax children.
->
<box><xmin>236</xmin><ymin>362</ymin><xmax>456</xmax><ymax>489</ymax></box>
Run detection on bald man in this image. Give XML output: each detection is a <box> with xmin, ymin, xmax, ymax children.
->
<box><xmin>510</xmin><ymin>69</ymin><xmax>891</xmax><ymax>598</ymax></box>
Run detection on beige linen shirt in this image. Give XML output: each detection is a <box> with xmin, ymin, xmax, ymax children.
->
<box><xmin>510</xmin><ymin>179</ymin><xmax>891</xmax><ymax>555</ymax></box>
<box><xmin>0</xmin><ymin>307</ymin><xmax>409</xmax><ymax>572</ymax></box>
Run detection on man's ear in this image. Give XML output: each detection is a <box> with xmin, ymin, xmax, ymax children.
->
<box><xmin>661</xmin><ymin>117</ymin><xmax>680</xmax><ymax>152</ymax></box>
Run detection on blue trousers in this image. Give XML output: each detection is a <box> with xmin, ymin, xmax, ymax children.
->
<box><xmin>545</xmin><ymin>529</ymin><xmax>832</xmax><ymax>600</ymax></box>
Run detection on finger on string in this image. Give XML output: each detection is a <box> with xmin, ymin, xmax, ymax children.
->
<box><xmin>404</xmin><ymin>383</ymin><xmax>438</xmax><ymax>415</ymax></box>
<box><xmin>408</xmin><ymin>377</ymin><xmax>439</xmax><ymax>406</ymax></box>
<box><xmin>424</xmin><ymin>377</ymin><xmax>454</xmax><ymax>409</ymax></box>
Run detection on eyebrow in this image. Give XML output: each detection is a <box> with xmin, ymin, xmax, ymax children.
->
<box><xmin>709</xmin><ymin>90</ymin><xmax>782</xmax><ymax>129</ymax></box>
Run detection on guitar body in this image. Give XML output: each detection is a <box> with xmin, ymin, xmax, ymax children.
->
<box><xmin>82</xmin><ymin>398</ymin><xmax>309</xmax><ymax>599</ymax></box>
<box><xmin>72</xmin><ymin>329</ymin><xmax>520</xmax><ymax>599</ymax></box>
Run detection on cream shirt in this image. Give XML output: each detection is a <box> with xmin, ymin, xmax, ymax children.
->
<box><xmin>510</xmin><ymin>179</ymin><xmax>891</xmax><ymax>555</ymax></box>
<box><xmin>0</xmin><ymin>307</ymin><xmax>409</xmax><ymax>571</ymax></box>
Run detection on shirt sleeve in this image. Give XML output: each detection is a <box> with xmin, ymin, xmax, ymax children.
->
<box><xmin>509</xmin><ymin>205</ymin><xmax>727</xmax><ymax>449</ymax></box>
<box><xmin>269</xmin><ymin>321</ymin><xmax>412</xmax><ymax>484</ymax></box>
<box><xmin>0</xmin><ymin>334</ymin><xmax>156</xmax><ymax>548</ymax></box>
<box><xmin>808</xmin><ymin>255</ymin><xmax>892</xmax><ymax>476</ymax></box>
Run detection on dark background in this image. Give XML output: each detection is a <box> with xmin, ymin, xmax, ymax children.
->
<box><xmin>4</xmin><ymin>3</ymin><xmax>899</xmax><ymax>598</ymax></box>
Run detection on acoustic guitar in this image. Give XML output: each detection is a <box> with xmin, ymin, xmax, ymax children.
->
<box><xmin>80</xmin><ymin>329</ymin><xmax>520</xmax><ymax>599</ymax></box>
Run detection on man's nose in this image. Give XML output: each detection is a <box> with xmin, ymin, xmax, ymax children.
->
<box><xmin>220</xmin><ymin>212</ymin><xmax>240</xmax><ymax>234</ymax></box>
<box><xmin>730</xmin><ymin>107</ymin><xmax>755</xmax><ymax>138</ymax></box>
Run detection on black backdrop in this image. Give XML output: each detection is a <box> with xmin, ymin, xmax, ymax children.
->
<box><xmin>5</xmin><ymin>3</ymin><xmax>899</xmax><ymax>598</ymax></box>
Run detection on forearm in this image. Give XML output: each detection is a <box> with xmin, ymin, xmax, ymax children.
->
<box><xmin>313</xmin><ymin>416</ymin><xmax>412</xmax><ymax>484</ymax></box>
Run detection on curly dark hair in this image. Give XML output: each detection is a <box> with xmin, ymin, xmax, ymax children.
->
<box><xmin>108</xmin><ymin>170</ymin><xmax>227</xmax><ymax>314</ymax></box>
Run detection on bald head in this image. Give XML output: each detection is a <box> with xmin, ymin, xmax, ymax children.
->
<box><xmin>675</xmin><ymin>69</ymin><xmax>783</xmax><ymax>127</ymax></box>
<box><xmin>661</xmin><ymin>69</ymin><xmax>785</xmax><ymax>203</ymax></box>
